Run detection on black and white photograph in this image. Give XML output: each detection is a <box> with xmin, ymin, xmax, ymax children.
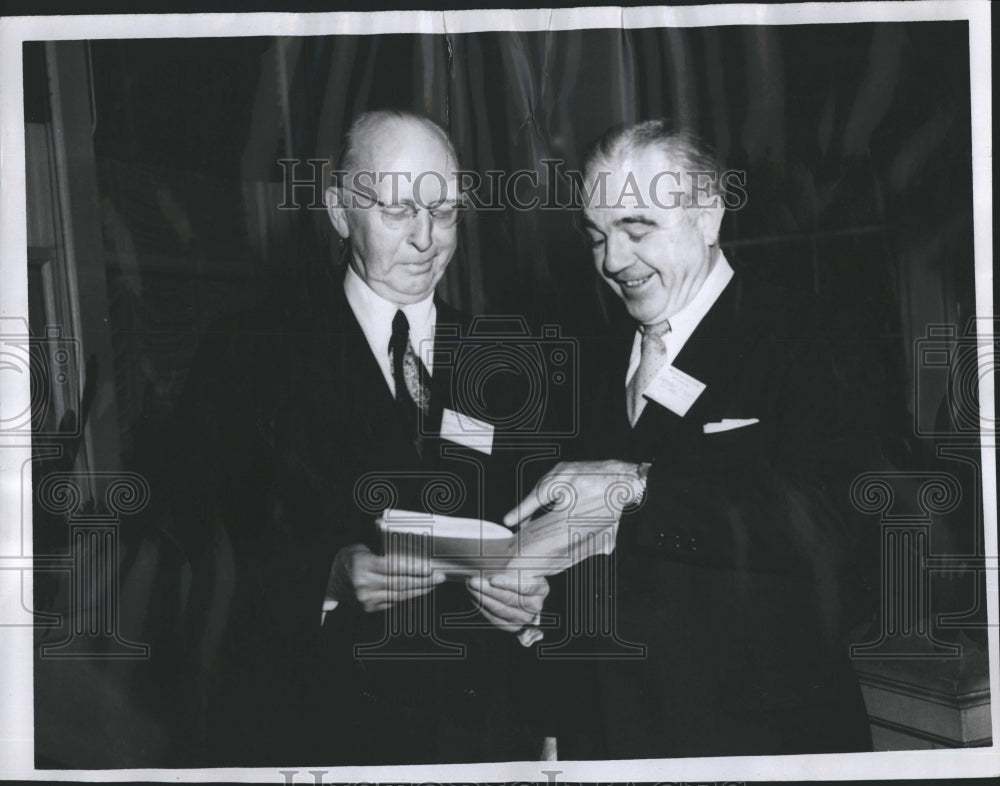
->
<box><xmin>0</xmin><ymin>2</ymin><xmax>995</xmax><ymax>782</ymax></box>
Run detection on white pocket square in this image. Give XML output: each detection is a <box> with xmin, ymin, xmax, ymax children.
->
<box><xmin>702</xmin><ymin>418</ymin><xmax>760</xmax><ymax>434</ymax></box>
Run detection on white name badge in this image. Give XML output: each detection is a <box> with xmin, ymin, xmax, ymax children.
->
<box><xmin>440</xmin><ymin>407</ymin><xmax>494</xmax><ymax>455</ymax></box>
<box><xmin>643</xmin><ymin>364</ymin><xmax>707</xmax><ymax>417</ymax></box>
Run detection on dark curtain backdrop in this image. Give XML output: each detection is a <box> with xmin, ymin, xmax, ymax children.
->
<box><xmin>26</xmin><ymin>22</ymin><xmax>979</xmax><ymax>766</ymax></box>
<box><xmin>75</xmin><ymin>23</ymin><xmax>974</xmax><ymax>470</ymax></box>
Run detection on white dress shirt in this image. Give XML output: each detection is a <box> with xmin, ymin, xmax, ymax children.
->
<box><xmin>323</xmin><ymin>267</ymin><xmax>438</xmax><ymax>624</ymax></box>
<box><xmin>343</xmin><ymin>264</ymin><xmax>437</xmax><ymax>394</ymax></box>
<box><xmin>625</xmin><ymin>252</ymin><xmax>734</xmax><ymax>387</ymax></box>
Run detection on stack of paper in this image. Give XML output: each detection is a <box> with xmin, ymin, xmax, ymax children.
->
<box><xmin>377</xmin><ymin>508</ymin><xmax>617</xmax><ymax>579</ymax></box>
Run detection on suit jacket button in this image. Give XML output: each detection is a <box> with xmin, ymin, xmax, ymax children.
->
<box><xmin>655</xmin><ymin>532</ymin><xmax>667</xmax><ymax>549</ymax></box>
<box><xmin>689</xmin><ymin>537</ymin><xmax>697</xmax><ymax>551</ymax></box>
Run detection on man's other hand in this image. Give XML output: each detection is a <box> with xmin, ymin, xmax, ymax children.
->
<box><xmin>502</xmin><ymin>459</ymin><xmax>645</xmax><ymax>527</ymax></box>
<box><xmin>328</xmin><ymin>543</ymin><xmax>444</xmax><ymax>613</ymax></box>
<box><xmin>467</xmin><ymin>573</ymin><xmax>549</xmax><ymax>633</ymax></box>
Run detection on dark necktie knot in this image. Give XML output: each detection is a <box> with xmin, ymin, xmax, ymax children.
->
<box><xmin>390</xmin><ymin>309</ymin><xmax>410</xmax><ymax>354</ymax></box>
<box><xmin>388</xmin><ymin>308</ymin><xmax>431</xmax><ymax>445</ymax></box>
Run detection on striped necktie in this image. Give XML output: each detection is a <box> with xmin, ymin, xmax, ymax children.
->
<box><xmin>626</xmin><ymin>318</ymin><xmax>672</xmax><ymax>426</ymax></box>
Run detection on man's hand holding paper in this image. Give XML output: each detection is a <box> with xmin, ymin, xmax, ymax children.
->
<box><xmin>467</xmin><ymin>573</ymin><xmax>549</xmax><ymax>633</ymax></box>
<box><xmin>327</xmin><ymin>543</ymin><xmax>445</xmax><ymax>613</ymax></box>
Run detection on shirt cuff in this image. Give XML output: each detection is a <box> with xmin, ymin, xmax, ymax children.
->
<box><xmin>320</xmin><ymin>599</ymin><xmax>339</xmax><ymax>626</ymax></box>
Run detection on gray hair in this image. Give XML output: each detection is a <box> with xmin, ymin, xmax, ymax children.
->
<box><xmin>582</xmin><ymin>119</ymin><xmax>723</xmax><ymax>205</ymax></box>
<box><xmin>335</xmin><ymin>109</ymin><xmax>458</xmax><ymax>184</ymax></box>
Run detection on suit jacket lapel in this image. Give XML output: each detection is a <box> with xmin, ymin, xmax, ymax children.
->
<box><xmin>630</xmin><ymin>273</ymin><xmax>752</xmax><ymax>449</ymax></box>
<box><xmin>332</xmin><ymin>277</ymin><xmax>398</xmax><ymax>416</ymax></box>
<box><xmin>669</xmin><ymin>274</ymin><xmax>748</xmax><ymax>399</ymax></box>
<box><xmin>313</xmin><ymin>272</ymin><xmax>424</xmax><ymax>464</ymax></box>
<box><xmin>425</xmin><ymin>297</ymin><xmax>464</xmax><ymax>431</ymax></box>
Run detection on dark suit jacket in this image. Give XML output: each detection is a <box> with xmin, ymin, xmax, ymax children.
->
<box><xmin>175</xmin><ymin>264</ymin><xmax>541</xmax><ymax>765</ymax></box>
<box><xmin>557</xmin><ymin>269</ymin><xmax>882</xmax><ymax>759</ymax></box>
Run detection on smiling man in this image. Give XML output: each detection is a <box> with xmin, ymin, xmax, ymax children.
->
<box><xmin>584</xmin><ymin>133</ymin><xmax>725</xmax><ymax>329</ymax></box>
<box><xmin>508</xmin><ymin>120</ymin><xmax>881</xmax><ymax>758</ymax></box>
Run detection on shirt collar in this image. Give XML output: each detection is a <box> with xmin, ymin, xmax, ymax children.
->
<box><xmin>665</xmin><ymin>250</ymin><xmax>734</xmax><ymax>352</ymax></box>
<box><xmin>625</xmin><ymin>250</ymin><xmax>735</xmax><ymax>384</ymax></box>
<box><xmin>343</xmin><ymin>264</ymin><xmax>437</xmax><ymax>369</ymax></box>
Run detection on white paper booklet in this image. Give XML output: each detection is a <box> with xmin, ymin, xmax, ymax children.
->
<box><xmin>377</xmin><ymin>507</ymin><xmax>618</xmax><ymax>578</ymax></box>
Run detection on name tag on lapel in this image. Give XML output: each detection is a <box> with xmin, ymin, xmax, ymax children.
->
<box><xmin>643</xmin><ymin>364</ymin><xmax>706</xmax><ymax>417</ymax></box>
<box><xmin>440</xmin><ymin>408</ymin><xmax>494</xmax><ymax>455</ymax></box>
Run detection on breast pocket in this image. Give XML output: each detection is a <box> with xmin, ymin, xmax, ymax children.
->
<box><xmin>697</xmin><ymin>416</ymin><xmax>768</xmax><ymax>455</ymax></box>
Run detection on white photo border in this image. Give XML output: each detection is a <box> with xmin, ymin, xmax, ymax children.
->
<box><xmin>0</xmin><ymin>2</ymin><xmax>994</xmax><ymax>782</ymax></box>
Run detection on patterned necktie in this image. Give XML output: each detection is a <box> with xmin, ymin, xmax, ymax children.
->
<box><xmin>389</xmin><ymin>309</ymin><xmax>432</xmax><ymax>416</ymax></box>
<box><xmin>626</xmin><ymin>318</ymin><xmax>672</xmax><ymax>426</ymax></box>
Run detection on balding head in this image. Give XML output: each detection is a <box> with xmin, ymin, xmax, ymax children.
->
<box><xmin>339</xmin><ymin>110</ymin><xmax>458</xmax><ymax>183</ymax></box>
<box><xmin>325</xmin><ymin>111</ymin><xmax>462</xmax><ymax>305</ymax></box>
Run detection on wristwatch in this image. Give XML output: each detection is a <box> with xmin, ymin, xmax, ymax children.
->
<box><xmin>632</xmin><ymin>461</ymin><xmax>653</xmax><ymax>507</ymax></box>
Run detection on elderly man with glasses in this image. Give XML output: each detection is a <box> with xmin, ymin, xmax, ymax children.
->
<box><xmin>188</xmin><ymin>110</ymin><xmax>549</xmax><ymax>766</ymax></box>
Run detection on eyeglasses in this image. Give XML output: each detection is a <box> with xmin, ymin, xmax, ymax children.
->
<box><xmin>342</xmin><ymin>186</ymin><xmax>465</xmax><ymax>228</ymax></box>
